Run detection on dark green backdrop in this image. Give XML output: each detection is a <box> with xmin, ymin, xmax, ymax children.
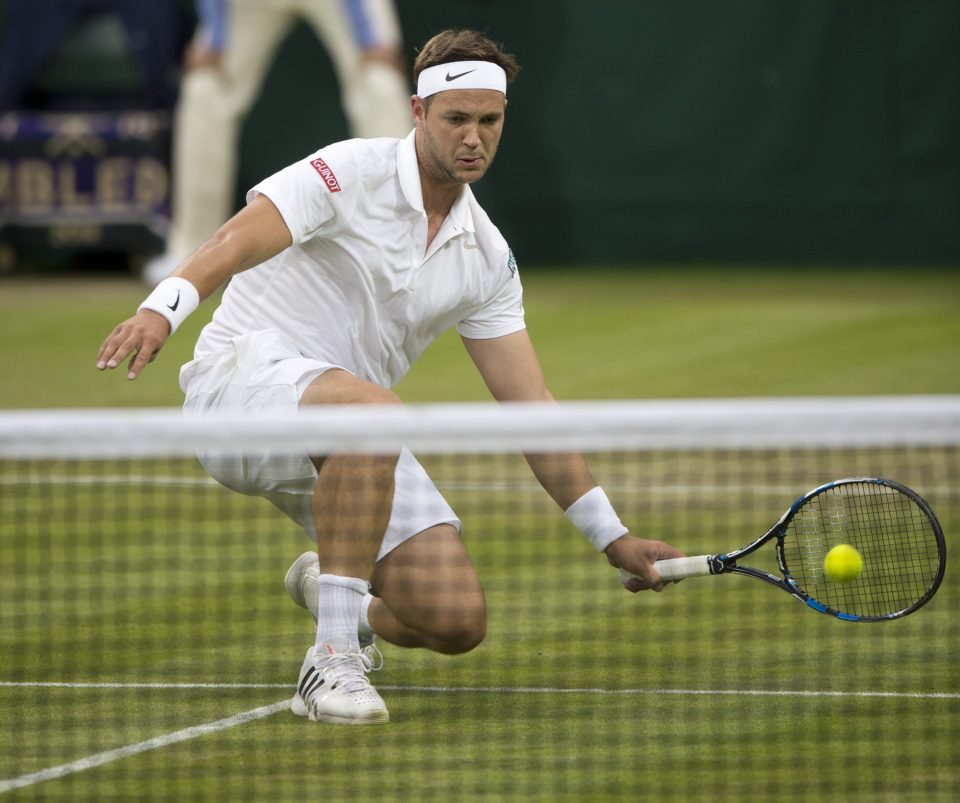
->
<box><xmin>238</xmin><ymin>0</ymin><xmax>959</xmax><ymax>265</ymax></box>
<box><xmin>1</xmin><ymin>1</ymin><xmax>956</xmax><ymax>265</ymax></box>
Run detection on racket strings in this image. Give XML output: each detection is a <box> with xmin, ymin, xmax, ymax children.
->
<box><xmin>780</xmin><ymin>482</ymin><xmax>943</xmax><ymax>618</ymax></box>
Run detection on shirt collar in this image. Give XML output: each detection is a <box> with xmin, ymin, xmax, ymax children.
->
<box><xmin>397</xmin><ymin>130</ymin><xmax>476</xmax><ymax>234</ymax></box>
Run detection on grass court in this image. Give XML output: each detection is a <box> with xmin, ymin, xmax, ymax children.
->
<box><xmin>0</xmin><ymin>266</ymin><xmax>958</xmax><ymax>799</ymax></box>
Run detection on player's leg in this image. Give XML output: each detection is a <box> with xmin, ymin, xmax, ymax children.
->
<box><xmin>301</xmin><ymin>0</ymin><xmax>411</xmax><ymax>138</ymax></box>
<box><xmin>369</xmin><ymin>523</ymin><xmax>486</xmax><ymax>655</ymax></box>
<box><xmin>184</xmin><ymin>334</ymin><xmax>395</xmax><ymax>723</ymax></box>
<box><xmin>287</xmin><ymin>524</ymin><xmax>486</xmax><ymax>655</ymax></box>
<box><xmin>288</xmin><ymin>523</ymin><xmax>485</xmax><ymax>654</ymax></box>
<box><xmin>300</xmin><ymin>368</ymin><xmax>400</xmax><ymax>582</ymax></box>
<box><xmin>292</xmin><ymin>368</ymin><xmax>402</xmax><ymax>724</ymax></box>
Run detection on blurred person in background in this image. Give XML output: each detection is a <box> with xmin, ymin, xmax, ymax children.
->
<box><xmin>142</xmin><ymin>0</ymin><xmax>411</xmax><ymax>285</ymax></box>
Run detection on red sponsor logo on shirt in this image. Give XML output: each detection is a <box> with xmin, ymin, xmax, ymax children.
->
<box><xmin>310</xmin><ymin>157</ymin><xmax>341</xmax><ymax>192</ymax></box>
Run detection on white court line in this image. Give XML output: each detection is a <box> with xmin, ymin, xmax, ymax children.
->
<box><xmin>0</xmin><ymin>681</ymin><xmax>288</xmax><ymax>690</ymax></box>
<box><xmin>1</xmin><ymin>683</ymin><xmax>955</xmax><ymax>794</ymax></box>
<box><xmin>0</xmin><ymin>699</ymin><xmax>290</xmax><ymax>794</ymax></box>
<box><xmin>1</xmin><ymin>680</ymin><xmax>957</xmax><ymax>699</ymax></box>
<box><xmin>380</xmin><ymin>685</ymin><xmax>960</xmax><ymax>700</ymax></box>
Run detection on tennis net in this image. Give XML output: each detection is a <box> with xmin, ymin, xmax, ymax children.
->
<box><xmin>1</xmin><ymin>397</ymin><xmax>958</xmax><ymax>800</ymax></box>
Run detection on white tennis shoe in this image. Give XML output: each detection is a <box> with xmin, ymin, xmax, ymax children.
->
<box><xmin>284</xmin><ymin>551</ymin><xmax>323</xmax><ymax>621</ymax></box>
<box><xmin>284</xmin><ymin>551</ymin><xmax>383</xmax><ymax>667</ymax></box>
<box><xmin>291</xmin><ymin>637</ymin><xmax>389</xmax><ymax>724</ymax></box>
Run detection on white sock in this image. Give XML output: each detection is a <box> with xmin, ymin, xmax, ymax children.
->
<box><xmin>359</xmin><ymin>593</ymin><xmax>374</xmax><ymax>639</ymax></box>
<box><xmin>315</xmin><ymin>574</ymin><xmax>367</xmax><ymax>651</ymax></box>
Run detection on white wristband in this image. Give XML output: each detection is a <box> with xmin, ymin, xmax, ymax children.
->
<box><xmin>138</xmin><ymin>277</ymin><xmax>200</xmax><ymax>334</ymax></box>
<box><xmin>564</xmin><ymin>487</ymin><xmax>628</xmax><ymax>552</ymax></box>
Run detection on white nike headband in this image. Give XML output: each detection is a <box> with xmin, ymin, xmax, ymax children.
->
<box><xmin>416</xmin><ymin>61</ymin><xmax>507</xmax><ymax>98</ymax></box>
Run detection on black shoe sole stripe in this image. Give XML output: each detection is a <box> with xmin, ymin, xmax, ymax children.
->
<box><xmin>298</xmin><ymin>667</ymin><xmax>316</xmax><ymax>697</ymax></box>
<box><xmin>302</xmin><ymin>676</ymin><xmax>325</xmax><ymax>700</ymax></box>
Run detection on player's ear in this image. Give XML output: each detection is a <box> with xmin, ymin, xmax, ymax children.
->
<box><xmin>411</xmin><ymin>95</ymin><xmax>427</xmax><ymax>124</ymax></box>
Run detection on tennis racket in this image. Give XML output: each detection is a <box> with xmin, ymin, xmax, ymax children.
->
<box><xmin>620</xmin><ymin>477</ymin><xmax>946</xmax><ymax>621</ymax></box>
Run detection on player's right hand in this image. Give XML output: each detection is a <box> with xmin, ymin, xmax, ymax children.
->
<box><xmin>95</xmin><ymin>310</ymin><xmax>171</xmax><ymax>380</ymax></box>
<box><xmin>604</xmin><ymin>533</ymin><xmax>686</xmax><ymax>593</ymax></box>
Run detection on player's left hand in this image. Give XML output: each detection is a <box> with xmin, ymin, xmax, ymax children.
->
<box><xmin>95</xmin><ymin>309</ymin><xmax>170</xmax><ymax>380</ymax></box>
<box><xmin>604</xmin><ymin>534</ymin><xmax>686</xmax><ymax>593</ymax></box>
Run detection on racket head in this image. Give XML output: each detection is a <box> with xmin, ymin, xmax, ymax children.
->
<box><xmin>775</xmin><ymin>478</ymin><xmax>946</xmax><ymax>621</ymax></box>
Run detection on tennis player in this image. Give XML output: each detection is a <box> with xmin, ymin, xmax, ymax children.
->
<box><xmin>96</xmin><ymin>29</ymin><xmax>685</xmax><ymax>725</ymax></box>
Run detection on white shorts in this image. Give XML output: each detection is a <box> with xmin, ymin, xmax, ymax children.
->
<box><xmin>180</xmin><ymin>329</ymin><xmax>461</xmax><ymax>561</ymax></box>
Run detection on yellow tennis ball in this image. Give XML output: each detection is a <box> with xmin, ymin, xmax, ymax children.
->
<box><xmin>823</xmin><ymin>544</ymin><xmax>863</xmax><ymax>583</ymax></box>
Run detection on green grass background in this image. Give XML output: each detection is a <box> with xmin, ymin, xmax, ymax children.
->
<box><xmin>0</xmin><ymin>266</ymin><xmax>958</xmax><ymax>801</ymax></box>
<box><xmin>1</xmin><ymin>266</ymin><xmax>958</xmax><ymax>408</ymax></box>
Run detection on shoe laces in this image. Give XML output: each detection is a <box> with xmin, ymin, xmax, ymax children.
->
<box><xmin>361</xmin><ymin>642</ymin><xmax>384</xmax><ymax>672</ymax></box>
<box><xmin>315</xmin><ymin>648</ymin><xmax>380</xmax><ymax>694</ymax></box>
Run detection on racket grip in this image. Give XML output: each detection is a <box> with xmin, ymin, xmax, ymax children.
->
<box><xmin>619</xmin><ymin>555</ymin><xmax>712</xmax><ymax>584</ymax></box>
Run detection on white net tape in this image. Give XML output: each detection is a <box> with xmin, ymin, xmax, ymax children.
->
<box><xmin>1</xmin><ymin>396</ymin><xmax>958</xmax><ymax>458</ymax></box>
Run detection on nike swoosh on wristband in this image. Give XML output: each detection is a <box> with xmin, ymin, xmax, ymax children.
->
<box><xmin>167</xmin><ymin>291</ymin><xmax>180</xmax><ymax>312</ymax></box>
<box><xmin>445</xmin><ymin>69</ymin><xmax>477</xmax><ymax>82</ymax></box>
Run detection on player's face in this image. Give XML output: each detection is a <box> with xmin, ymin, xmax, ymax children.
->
<box><xmin>414</xmin><ymin>90</ymin><xmax>506</xmax><ymax>187</ymax></box>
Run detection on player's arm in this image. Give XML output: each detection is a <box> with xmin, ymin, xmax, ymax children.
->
<box><xmin>461</xmin><ymin>330</ymin><xmax>685</xmax><ymax>591</ymax></box>
<box><xmin>96</xmin><ymin>194</ymin><xmax>292</xmax><ymax>380</ymax></box>
<box><xmin>461</xmin><ymin>329</ymin><xmax>594</xmax><ymax>504</ymax></box>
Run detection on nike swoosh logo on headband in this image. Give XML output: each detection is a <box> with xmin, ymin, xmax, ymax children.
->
<box><xmin>445</xmin><ymin>69</ymin><xmax>477</xmax><ymax>82</ymax></box>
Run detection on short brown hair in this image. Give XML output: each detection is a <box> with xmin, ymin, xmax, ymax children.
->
<box><xmin>413</xmin><ymin>29</ymin><xmax>520</xmax><ymax>84</ymax></box>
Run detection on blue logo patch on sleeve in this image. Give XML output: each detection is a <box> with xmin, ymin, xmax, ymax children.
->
<box><xmin>507</xmin><ymin>248</ymin><xmax>518</xmax><ymax>277</ymax></box>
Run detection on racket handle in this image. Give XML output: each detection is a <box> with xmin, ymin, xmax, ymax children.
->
<box><xmin>619</xmin><ymin>555</ymin><xmax>712</xmax><ymax>584</ymax></box>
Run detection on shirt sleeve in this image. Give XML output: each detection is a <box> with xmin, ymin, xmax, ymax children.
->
<box><xmin>195</xmin><ymin>0</ymin><xmax>227</xmax><ymax>52</ymax></box>
<box><xmin>456</xmin><ymin>248</ymin><xmax>527</xmax><ymax>340</ymax></box>
<box><xmin>245</xmin><ymin>143</ymin><xmax>359</xmax><ymax>245</ymax></box>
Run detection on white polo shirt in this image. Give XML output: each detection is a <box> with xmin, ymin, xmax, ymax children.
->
<box><xmin>184</xmin><ymin>130</ymin><xmax>525</xmax><ymax>389</ymax></box>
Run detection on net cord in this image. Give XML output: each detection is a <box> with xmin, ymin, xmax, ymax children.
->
<box><xmin>1</xmin><ymin>396</ymin><xmax>958</xmax><ymax>459</ymax></box>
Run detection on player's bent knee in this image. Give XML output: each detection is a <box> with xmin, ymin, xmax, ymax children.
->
<box><xmin>431</xmin><ymin>607</ymin><xmax>486</xmax><ymax>655</ymax></box>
